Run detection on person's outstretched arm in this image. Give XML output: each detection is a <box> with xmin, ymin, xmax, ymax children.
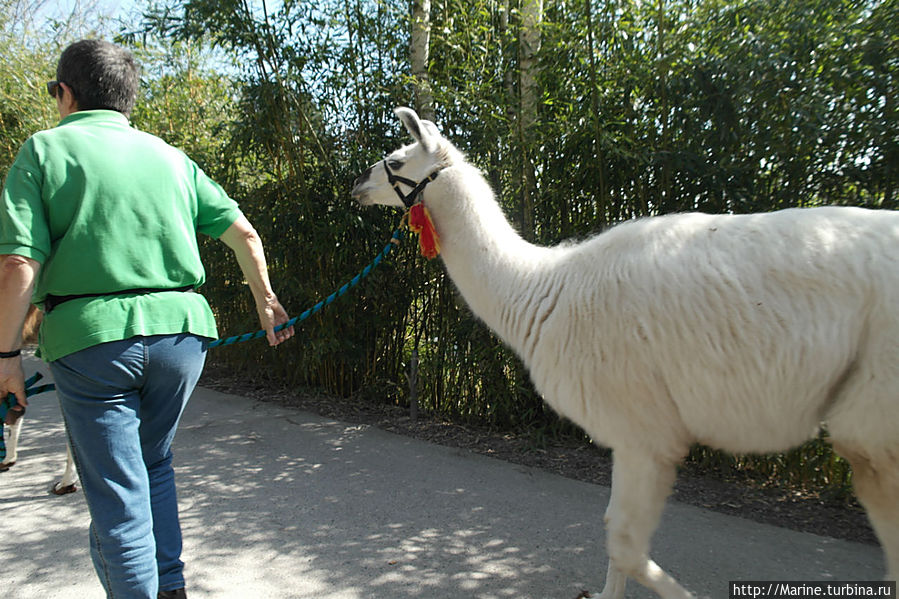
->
<box><xmin>219</xmin><ymin>214</ymin><xmax>294</xmax><ymax>346</ymax></box>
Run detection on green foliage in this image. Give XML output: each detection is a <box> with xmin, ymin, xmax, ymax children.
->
<box><xmin>0</xmin><ymin>2</ymin><xmax>58</xmax><ymax>179</ymax></box>
<box><xmin>128</xmin><ymin>38</ymin><xmax>237</xmax><ymax>174</ymax></box>
<box><xmin>138</xmin><ymin>0</ymin><xmax>895</xmax><ymax>496</ymax></box>
<box><xmin>688</xmin><ymin>435</ymin><xmax>855</xmax><ymax>502</ymax></box>
<box><xmin>0</xmin><ymin>0</ymin><xmax>128</xmax><ymax>177</ymax></box>
<box><xmin>3</xmin><ymin>0</ymin><xmax>895</xmax><ymax>495</ymax></box>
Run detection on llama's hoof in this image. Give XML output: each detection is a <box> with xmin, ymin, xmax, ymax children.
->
<box><xmin>51</xmin><ymin>483</ymin><xmax>78</xmax><ymax>495</ymax></box>
<box><xmin>0</xmin><ymin>461</ymin><xmax>15</xmax><ymax>472</ymax></box>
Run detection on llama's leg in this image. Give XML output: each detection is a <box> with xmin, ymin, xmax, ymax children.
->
<box><xmin>834</xmin><ymin>445</ymin><xmax>899</xmax><ymax>581</ymax></box>
<box><xmin>598</xmin><ymin>450</ymin><xmax>694</xmax><ymax>599</ymax></box>
<box><xmin>1</xmin><ymin>415</ymin><xmax>23</xmax><ymax>470</ymax></box>
<box><xmin>52</xmin><ymin>443</ymin><xmax>79</xmax><ymax>495</ymax></box>
<box><xmin>596</xmin><ymin>560</ymin><xmax>627</xmax><ymax>598</ymax></box>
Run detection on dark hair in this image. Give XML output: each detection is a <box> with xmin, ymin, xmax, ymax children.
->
<box><xmin>56</xmin><ymin>40</ymin><xmax>140</xmax><ymax>117</ymax></box>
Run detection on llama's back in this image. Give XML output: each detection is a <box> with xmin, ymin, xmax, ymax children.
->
<box><xmin>528</xmin><ymin>206</ymin><xmax>899</xmax><ymax>456</ymax></box>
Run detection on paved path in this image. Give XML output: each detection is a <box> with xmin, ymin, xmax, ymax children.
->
<box><xmin>1</xmin><ymin>357</ymin><xmax>885</xmax><ymax>598</ymax></box>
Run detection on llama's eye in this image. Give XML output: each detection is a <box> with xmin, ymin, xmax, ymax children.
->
<box><xmin>388</xmin><ymin>159</ymin><xmax>404</xmax><ymax>170</ymax></box>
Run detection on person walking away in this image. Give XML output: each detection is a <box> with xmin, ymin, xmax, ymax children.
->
<box><xmin>0</xmin><ymin>39</ymin><xmax>294</xmax><ymax>599</ymax></box>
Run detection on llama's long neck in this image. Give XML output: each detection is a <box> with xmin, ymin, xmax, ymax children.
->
<box><xmin>423</xmin><ymin>163</ymin><xmax>559</xmax><ymax>360</ymax></box>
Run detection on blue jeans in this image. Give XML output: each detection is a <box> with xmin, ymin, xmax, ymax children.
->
<box><xmin>50</xmin><ymin>334</ymin><xmax>207</xmax><ymax>599</ymax></box>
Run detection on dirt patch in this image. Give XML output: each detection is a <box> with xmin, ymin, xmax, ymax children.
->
<box><xmin>199</xmin><ymin>363</ymin><xmax>877</xmax><ymax>547</ymax></box>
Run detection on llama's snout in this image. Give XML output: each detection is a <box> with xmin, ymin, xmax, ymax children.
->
<box><xmin>353</xmin><ymin>166</ymin><xmax>371</xmax><ymax>188</ymax></box>
<box><xmin>352</xmin><ymin>166</ymin><xmax>373</xmax><ymax>204</ymax></box>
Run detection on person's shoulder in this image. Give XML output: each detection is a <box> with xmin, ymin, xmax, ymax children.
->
<box><xmin>26</xmin><ymin>124</ymin><xmax>61</xmax><ymax>147</ymax></box>
<box><xmin>129</xmin><ymin>126</ymin><xmax>193</xmax><ymax>162</ymax></box>
<box><xmin>9</xmin><ymin>130</ymin><xmax>48</xmax><ymax>171</ymax></box>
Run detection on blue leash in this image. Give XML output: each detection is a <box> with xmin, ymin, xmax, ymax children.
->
<box><xmin>0</xmin><ymin>372</ymin><xmax>56</xmax><ymax>419</ymax></box>
<box><xmin>1</xmin><ymin>372</ymin><xmax>56</xmax><ymax>462</ymax></box>
<box><xmin>210</xmin><ymin>228</ymin><xmax>403</xmax><ymax>347</ymax></box>
<box><xmin>0</xmin><ymin>228</ymin><xmax>405</xmax><ymax>461</ymax></box>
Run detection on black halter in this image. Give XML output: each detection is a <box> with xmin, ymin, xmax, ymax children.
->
<box><xmin>384</xmin><ymin>161</ymin><xmax>442</xmax><ymax>208</ymax></box>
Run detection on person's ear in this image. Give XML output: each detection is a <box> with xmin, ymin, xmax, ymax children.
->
<box><xmin>57</xmin><ymin>82</ymin><xmax>78</xmax><ymax>114</ymax></box>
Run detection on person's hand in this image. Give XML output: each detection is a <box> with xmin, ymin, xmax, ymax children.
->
<box><xmin>0</xmin><ymin>355</ymin><xmax>27</xmax><ymax>410</ymax></box>
<box><xmin>256</xmin><ymin>296</ymin><xmax>295</xmax><ymax>347</ymax></box>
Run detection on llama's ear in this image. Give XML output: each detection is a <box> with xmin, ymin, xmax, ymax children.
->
<box><xmin>395</xmin><ymin>107</ymin><xmax>438</xmax><ymax>154</ymax></box>
<box><xmin>421</xmin><ymin>120</ymin><xmax>441</xmax><ymax>138</ymax></box>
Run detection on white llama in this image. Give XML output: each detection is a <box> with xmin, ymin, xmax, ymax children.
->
<box><xmin>352</xmin><ymin>108</ymin><xmax>899</xmax><ymax>598</ymax></box>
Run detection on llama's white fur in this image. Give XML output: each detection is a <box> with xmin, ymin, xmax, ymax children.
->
<box><xmin>352</xmin><ymin>108</ymin><xmax>899</xmax><ymax>598</ymax></box>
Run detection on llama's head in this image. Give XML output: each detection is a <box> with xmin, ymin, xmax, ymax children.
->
<box><xmin>352</xmin><ymin>107</ymin><xmax>460</xmax><ymax>208</ymax></box>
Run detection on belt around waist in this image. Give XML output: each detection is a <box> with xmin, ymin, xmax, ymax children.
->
<box><xmin>43</xmin><ymin>285</ymin><xmax>196</xmax><ymax>314</ymax></box>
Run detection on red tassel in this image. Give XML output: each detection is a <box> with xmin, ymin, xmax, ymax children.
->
<box><xmin>408</xmin><ymin>204</ymin><xmax>441</xmax><ymax>259</ymax></box>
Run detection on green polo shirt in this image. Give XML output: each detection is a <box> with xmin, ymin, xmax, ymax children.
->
<box><xmin>0</xmin><ymin>110</ymin><xmax>242</xmax><ymax>361</ymax></box>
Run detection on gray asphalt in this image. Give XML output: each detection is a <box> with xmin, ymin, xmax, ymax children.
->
<box><xmin>1</xmin><ymin>356</ymin><xmax>885</xmax><ymax>598</ymax></box>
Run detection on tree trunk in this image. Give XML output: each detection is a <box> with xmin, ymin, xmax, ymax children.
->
<box><xmin>518</xmin><ymin>0</ymin><xmax>542</xmax><ymax>240</ymax></box>
<box><xmin>586</xmin><ymin>0</ymin><xmax>608</xmax><ymax>229</ymax></box>
<box><xmin>656</xmin><ymin>0</ymin><xmax>670</xmax><ymax>212</ymax></box>
<box><xmin>411</xmin><ymin>0</ymin><xmax>435</xmax><ymax>121</ymax></box>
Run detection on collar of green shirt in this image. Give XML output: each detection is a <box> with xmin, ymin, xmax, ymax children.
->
<box><xmin>57</xmin><ymin>109</ymin><xmax>129</xmax><ymax>128</ymax></box>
